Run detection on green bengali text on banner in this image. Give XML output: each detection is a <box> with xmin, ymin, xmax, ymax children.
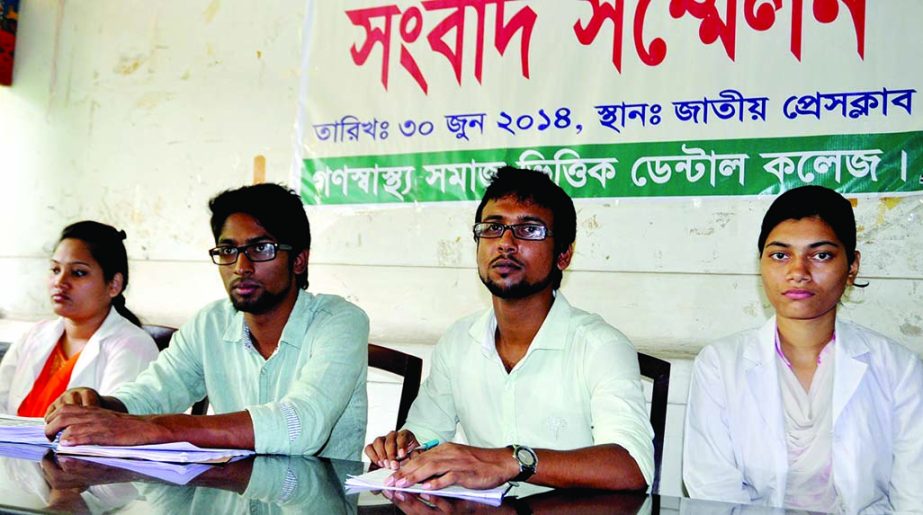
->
<box><xmin>301</xmin><ymin>130</ymin><xmax>923</xmax><ymax>205</ymax></box>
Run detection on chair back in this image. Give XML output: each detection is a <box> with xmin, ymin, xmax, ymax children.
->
<box><xmin>142</xmin><ymin>324</ymin><xmax>176</xmax><ymax>352</ymax></box>
<box><xmin>142</xmin><ymin>324</ymin><xmax>209</xmax><ymax>416</ymax></box>
<box><xmin>638</xmin><ymin>352</ymin><xmax>671</xmax><ymax>495</ymax></box>
<box><xmin>368</xmin><ymin>344</ymin><xmax>423</xmax><ymax>430</ymax></box>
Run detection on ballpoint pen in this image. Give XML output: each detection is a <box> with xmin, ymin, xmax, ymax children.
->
<box><xmin>398</xmin><ymin>438</ymin><xmax>439</xmax><ymax>461</ymax></box>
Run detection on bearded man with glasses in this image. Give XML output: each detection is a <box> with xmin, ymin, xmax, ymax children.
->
<box><xmin>366</xmin><ymin>167</ymin><xmax>654</xmax><ymax>492</ymax></box>
<box><xmin>46</xmin><ymin>183</ymin><xmax>369</xmax><ymax>460</ymax></box>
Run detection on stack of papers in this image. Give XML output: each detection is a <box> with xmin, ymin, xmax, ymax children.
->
<box><xmin>0</xmin><ymin>415</ymin><xmax>51</xmax><ymax>446</ymax></box>
<box><xmin>56</xmin><ymin>442</ymin><xmax>253</xmax><ymax>464</ymax></box>
<box><xmin>345</xmin><ymin>468</ymin><xmax>510</xmax><ymax>506</ymax></box>
<box><xmin>0</xmin><ymin>414</ymin><xmax>253</xmax><ymax>465</ymax></box>
<box><xmin>0</xmin><ymin>442</ymin><xmax>51</xmax><ymax>461</ymax></box>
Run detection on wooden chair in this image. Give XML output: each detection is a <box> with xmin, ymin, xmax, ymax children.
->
<box><xmin>141</xmin><ymin>324</ymin><xmax>209</xmax><ymax>416</ymax></box>
<box><xmin>368</xmin><ymin>343</ymin><xmax>423</xmax><ymax>430</ymax></box>
<box><xmin>638</xmin><ymin>352</ymin><xmax>671</xmax><ymax>495</ymax></box>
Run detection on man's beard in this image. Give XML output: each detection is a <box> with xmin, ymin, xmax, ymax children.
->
<box><xmin>479</xmin><ymin>270</ymin><xmax>554</xmax><ymax>299</ymax></box>
<box><xmin>230</xmin><ymin>283</ymin><xmax>292</xmax><ymax>314</ymax></box>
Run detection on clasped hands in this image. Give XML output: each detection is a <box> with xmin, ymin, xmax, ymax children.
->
<box><xmin>365</xmin><ymin>430</ymin><xmax>519</xmax><ymax>490</ymax></box>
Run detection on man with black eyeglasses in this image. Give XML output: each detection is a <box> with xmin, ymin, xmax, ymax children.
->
<box><xmin>366</xmin><ymin>167</ymin><xmax>654</xmax><ymax>494</ymax></box>
<box><xmin>45</xmin><ymin>183</ymin><xmax>369</xmax><ymax>460</ymax></box>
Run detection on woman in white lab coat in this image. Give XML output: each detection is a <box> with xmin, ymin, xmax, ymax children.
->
<box><xmin>0</xmin><ymin>221</ymin><xmax>157</xmax><ymax>416</ymax></box>
<box><xmin>683</xmin><ymin>186</ymin><xmax>923</xmax><ymax>513</ymax></box>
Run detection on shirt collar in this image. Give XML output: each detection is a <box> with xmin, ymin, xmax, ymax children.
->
<box><xmin>528</xmin><ymin>292</ymin><xmax>571</xmax><ymax>351</ymax></box>
<box><xmin>241</xmin><ymin>323</ymin><xmax>256</xmax><ymax>351</ymax></box>
<box><xmin>471</xmin><ymin>292</ymin><xmax>573</xmax><ymax>357</ymax></box>
<box><xmin>223</xmin><ymin>290</ymin><xmax>311</xmax><ymax>351</ymax></box>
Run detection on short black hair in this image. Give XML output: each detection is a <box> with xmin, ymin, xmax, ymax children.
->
<box><xmin>209</xmin><ymin>183</ymin><xmax>311</xmax><ymax>289</ymax></box>
<box><xmin>758</xmin><ymin>185</ymin><xmax>857</xmax><ymax>265</ymax></box>
<box><xmin>475</xmin><ymin>166</ymin><xmax>576</xmax><ymax>290</ymax></box>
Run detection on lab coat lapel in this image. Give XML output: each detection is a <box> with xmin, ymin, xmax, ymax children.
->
<box><xmin>743</xmin><ymin>317</ymin><xmax>790</xmax><ymax>501</ymax></box>
<box><xmin>69</xmin><ymin>308</ymin><xmax>118</xmax><ymax>384</ymax></box>
<box><xmin>745</xmin><ymin>318</ymin><xmax>784</xmax><ymax>429</ymax></box>
<box><xmin>832</xmin><ymin>319</ymin><xmax>869</xmax><ymax>425</ymax></box>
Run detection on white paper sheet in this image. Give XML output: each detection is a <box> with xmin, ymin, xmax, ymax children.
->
<box><xmin>345</xmin><ymin>467</ymin><xmax>509</xmax><ymax>507</ymax></box>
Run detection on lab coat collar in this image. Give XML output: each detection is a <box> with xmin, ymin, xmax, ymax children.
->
<box><xmin>745</xmin><ymin>315</ymin><xmax>872</xmax><ymax>431</ymax></box>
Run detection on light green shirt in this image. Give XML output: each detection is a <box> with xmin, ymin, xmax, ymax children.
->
<box><xmin>115</xmin><ymin>290</ymin><xmax>369</xmax><ymax>459</ymax></box>
<box><xmin>403</xmin><ymin>294</ymin><xmax>655</xmax><ymax>485</ymax></box>
<box><xmin>139</xmin><ymin>456</ymin><xmax>361</xmax><ymax>514</ymax></box>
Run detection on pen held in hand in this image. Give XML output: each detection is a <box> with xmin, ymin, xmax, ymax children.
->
<box><xmin>398</xmin><ymin>439</ymin><xmax>439</xmax><ymax>462</ymax></box>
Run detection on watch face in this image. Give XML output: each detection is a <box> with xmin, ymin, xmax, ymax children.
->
<box><xmin>516</xmin><ymin>447</ymin><xmax>536</xmax><ymax>467</ymax></box>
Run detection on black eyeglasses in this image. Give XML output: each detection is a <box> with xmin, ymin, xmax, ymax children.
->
<box><xmin>472</xmin><ymin>222</ymin><xmax>552</xmax><ymax>241</ymax></box>
<box><xmin>208</xmin><ymin>242</ymin><xmax>293</xmax><ymax>265</ymax></box>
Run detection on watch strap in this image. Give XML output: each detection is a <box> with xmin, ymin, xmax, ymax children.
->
<box><xmin>509</xmin><ymin>445</ymin><xmax>537</xmax><ymax>482</ymax></box>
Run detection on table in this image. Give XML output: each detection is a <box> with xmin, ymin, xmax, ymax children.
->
<box><xmin>0</xmin><ymin>448</ymin><xmax>788</xmax><ymax>514</ymax></box>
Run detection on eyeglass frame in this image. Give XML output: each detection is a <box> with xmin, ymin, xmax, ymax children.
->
<box><xmin>472</xmin><ymin>222</ymin><xmax>554</xmax><ymax>241</ymax></box>
<box><xmin>208</xmin><ymin>241</ymin><xmax>294</xmax><ymax>265</ymax></box>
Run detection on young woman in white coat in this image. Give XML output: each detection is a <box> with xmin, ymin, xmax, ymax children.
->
<box><xmin>0</xmin><ymin>221</ymin><xmax>158</xmax><ymax>416</ymax></box>
<box><xmin>683</xmin><ymin>186</ymin><xmax>923</xmax><ymax>512</ymax></box>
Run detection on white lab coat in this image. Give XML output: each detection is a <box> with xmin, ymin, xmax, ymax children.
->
<box><xmin>683</xmin><ymin>316</ymin><xmax>923</xmax><ymax>513</ymax></box>
<box><xmin>0</xmin><ymin>307</ymin><xmax>158</xmax><ymax>414</ymax></box>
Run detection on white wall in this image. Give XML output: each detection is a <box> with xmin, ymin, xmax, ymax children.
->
<box><xmin>2</xmin><ymin>1</ymin><xmax>920</xmax><ymax>349</ymax></box>
<box><xmin>0</xmin><ymin>0</ymin><xmax>307</xmax><ymax>322</ymax></box>
<box><xmin>1</xmin><ymin>0</ymin><xmax>922</xmax><ymax>498</ymax></box>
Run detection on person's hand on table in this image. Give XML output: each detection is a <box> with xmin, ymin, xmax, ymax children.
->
<box><xmin>44</xmin><ymin>387</ymin><xmax>103</xmax><ymax>418</ymax></box>
<box><xmin>365</xmin><ymin>429</ymin><xmax>420</xmax><ymax>470</ymax></box>
<box><xmin>44</xmin><ymin>404</ymin><xmax>169</xmax><ymax>446</ymax></box>
<box><xmin>379</xmin><ymin>489</ymin><xmax>514</xmax><ymax>515</ymax></box>
<box><xmin>385</xmin><ymin>442</ymin><xmax>517</xmax><ymax>490</ymax></box>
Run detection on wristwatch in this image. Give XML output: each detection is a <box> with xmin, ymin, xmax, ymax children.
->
<box><xmin>508</xmin><ymin>444</ymin><xmax>537</xmax><ymax>482</ymax></box>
